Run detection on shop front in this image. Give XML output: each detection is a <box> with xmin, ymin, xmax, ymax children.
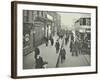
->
<box><xmin>23</xmin><ymin>23</ymin><xmax>33</xmax><ymax>55</ymax></box>
<box><xmin>45</xmin><ymin>14</ymin><xmax>53</xmax><ymax>39</ymax></box>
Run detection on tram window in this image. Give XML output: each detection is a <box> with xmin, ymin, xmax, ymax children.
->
<box><xmin>80</xmin><ymin>18</ymin><xmax>91</xmax><ymax>26</ymax></box>
<box><xmin>80</xmin><ymin>18</ymin><xmax>83</xmax><ymax>25</ymax></box>
<box><xmin>83</xmin><ymin>18</ymin><xmax>86</xmax><ymax>25</ymax></box>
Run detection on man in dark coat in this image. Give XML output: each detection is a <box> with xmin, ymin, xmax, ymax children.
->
<box><xmin>70</xmin><ymin>40</ymin><xmax>73</xmax><ymax>52</ymax></box>
<box><xmin>71</xmin><ymin>33</ymin><xmax>74</xmax><ymax>41</ymax></box>
<box><xmin>44</xmin><ymin>37</ymin><xmax>48</xmax><ymax>47</ymax></box>
<box><xmin>73</xmin><ymin>40</ymin><xmax>78</xmax><ymax>56</ymax></box>
<box><xmin>55</xmin><ymin>40</ymin><xmax>60</xmax><ymax>53</ymax></box>
<box><xmin>78</xmin><ymin>40</ymin><xmax>82</xmax><ymax>54</ymax></box>
<box><xmin>60</xmin><ymin>47</ymin><xmax>66</xmax><ymax>63</ymax></box>
<box><xmin>50</xmin><ymin>37</ymin><xmax>54</xmax><ymax>46</ymax></box>
<box><xmin>65</xmin><ymin>35</ymin><xmax>69</xmax><ymax>45</ymax></box>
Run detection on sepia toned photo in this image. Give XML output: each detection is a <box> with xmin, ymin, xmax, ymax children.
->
<box><xmin>23</xmin><ymin>11</ymin><xmax>91</xmax><ymax>69</ymax></box>
<box><xmin>11</xmin><ymin>1</ymin><xmax>97</xmax><ymax>78</ymax></box>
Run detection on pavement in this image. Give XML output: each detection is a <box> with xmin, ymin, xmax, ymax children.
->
<box><xmin>23</xmin><ymin>35</ymin><xmax>63</xmax><ymax>69</ymax></box>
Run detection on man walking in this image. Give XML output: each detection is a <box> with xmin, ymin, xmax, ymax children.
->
<box><xmin>55</xmin><ymin>40</ymin><xmax>60</xmax><ymax>53</ymax></box>
<box><xmin>50</xmin><ymin>37</ymin><xmax>54</xmax><ymax>46</ymax></box>
<box><xmin>60</xmin><ymin>47</ymin><xmax>66</xmax><ymax>63</ymax></box>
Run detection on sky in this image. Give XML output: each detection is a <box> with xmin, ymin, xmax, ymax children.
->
<box><xmin>58</xmin><ymin>12</ymin><xmax>91</xmax><ymax>30</ymax></box>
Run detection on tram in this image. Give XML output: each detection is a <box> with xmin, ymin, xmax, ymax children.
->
<box><xmin>74</xmin><ymin>17</ymin><xmax>91</xmax><ymax>54</ymax></box>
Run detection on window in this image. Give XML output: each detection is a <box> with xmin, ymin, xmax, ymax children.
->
<box><xmin>83</xmin><ymin>18</ymin><xmax>86</xmax><ymax>25</ymax></box>
<box><xmin>86</xmin><ymin>18</ymin><xmax>91</xmax><ymax>26</ymax></box>
<box><xmin>80</xmin><ymin>18</ymin><xmax>91</xmax><ymax>26</ymax></box>
<box><xmin>80</xmin><ymin>18</ymin><xmax>83</xmax><ymax>25</ymax></box>
<box><xmin>37</xmin><ymin>11</ymin><xmax>39</xmax><ymax>16</ymax></box>
<box><xmin>23</xmin><ymin>10</ymin><xmax>29</xmax><ymax>22</ymax></box>
<box><xmin>41</xmin><ymin>11</ymin><xmax>44</xmax><ymax>17</ymax></box>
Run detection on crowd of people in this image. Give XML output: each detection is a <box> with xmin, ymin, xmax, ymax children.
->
<box><xmin>34</xmin><ymin>31</ymin><xmax>90</xmax><ymax>68</ymax></box>
<box><xmin>34</xmin><ymin>34</ymin><xmax>67</xmax><ymax>68</ymax></box>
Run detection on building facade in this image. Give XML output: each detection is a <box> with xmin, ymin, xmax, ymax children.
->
<box><xmin>23</xmin><ymin>10</ymin><xmax>61</xmax><ymax>55</ymax></box>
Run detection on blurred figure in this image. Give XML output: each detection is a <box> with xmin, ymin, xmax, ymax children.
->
<box><xmin>75</xmin><ymin>40</ymin><xmax>79</xmax><ymax>56</ymax></box>
<box><xmin>78</xmin><ymin>39</ymin><xmax>82</xmax><ymax>54</ymax></box>
<box><xmin>34</xmin><ymin>47</ymin><xmax>48</xmax><ymax>68</ymax></box>
<box><xmin>44</xmin><ymin>37</ymin><xmax>48</xmax><ymax>47</ymax></box>
<box><xmin>70</xmin><ymin>33</ymin><xmax>74</xmax><ymax>52</ymax></box>
<box><xmin>71</xmin><ymin>41</ymin><xmax>75</xmax><ymax>56</ymax></box>
<box><xmin>60</xmin><ymin>47</ymin><xmax>66</xmax><ymax>63</ymax></box>
<box><xmin>55</xmin><ymin>40</ymin><xmax>60</xmax><ymax>53</ymax></box>
<box><xmin>72</xmin><ymin>40</ymin><xmax>78</xmax><ymax>56</ymax></box>
<box><xmin>71</xmin><ymin>33</ymin><xmax>74</xmax><ymax>41</ymax></box>
<box><xmin>50</xmin><ymin>36</ymin><xmax>54</xmax><ymax>46</ymax></box>
<box><xmin>70</xmin><ymin>40</ymin><xmax>73</xmax><ymax>52</ymax></box>
<box><xmin>65</xmin><ymin>34</ymin><xmax>69</xmax><ymax>45</ymax></box>
<box><xmin>65</xmin><ymin>31</ymin><xmax>69</xmax><ymax>44</ymax></box>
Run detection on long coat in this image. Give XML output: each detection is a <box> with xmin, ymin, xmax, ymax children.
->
<box><xmin>70</xmin><ymin>40</ymin><xmax>73</xmax><ymax>52</ymax></box>
<box><xmin>55</xmin><ymin>41</ymin><xmax>60</xmax><ymax>50</ymax></box>
<box><xmin>50</xmin><ymin>38</ymin><xmax>54</xmax><ymax>45</ymax></box>
<box><xmin>72</xmin><ymin>41</ymin><xmax>79</xmax><ymax>53</ymax></box>
<box><xmin>60</xmin><ymin>48</ymin><xmax>66</xmax><ymax>60</ymax></box>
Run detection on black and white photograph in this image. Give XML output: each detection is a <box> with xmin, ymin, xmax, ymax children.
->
<box><xmin>11</xmin><ymin>1</ymin><xmax>97</xmax><ymax>78</ymax></box>
<box><xmin>23</xmin><ymin>10</ymin><xmax>91</xmax><ymax>69</ymax></box>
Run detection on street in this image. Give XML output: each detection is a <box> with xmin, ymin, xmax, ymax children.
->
<box><xmin>23</xmin><ymin>34</ymin><xmax>90</xmax><ymax>69</ymax></box>
<box><xmin>58</xmin><ymin>35</ymin><xmax>90</xmax><ymax>68</ymax></box>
